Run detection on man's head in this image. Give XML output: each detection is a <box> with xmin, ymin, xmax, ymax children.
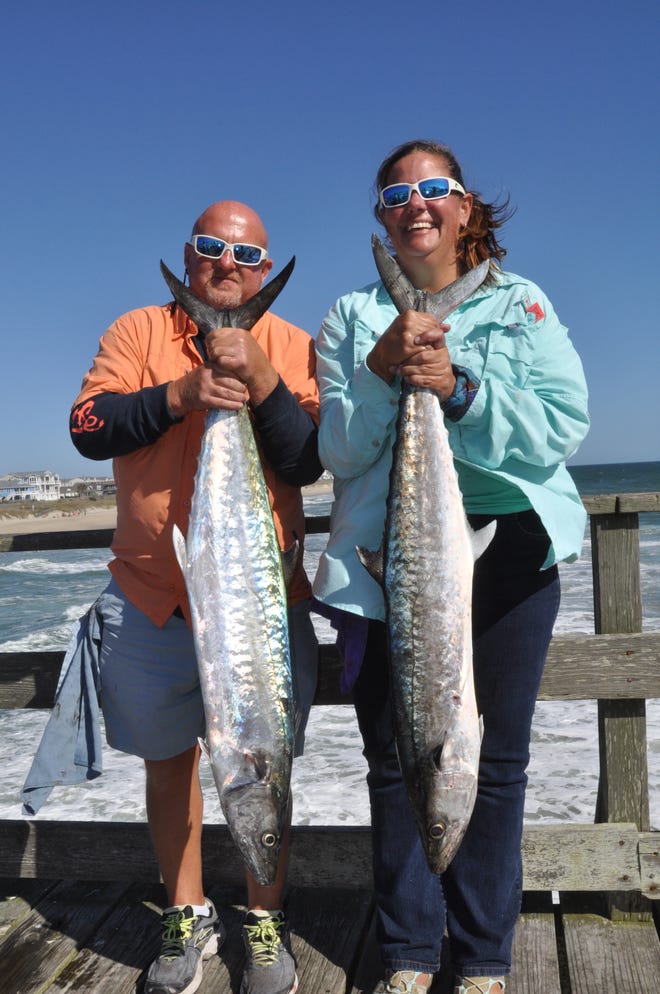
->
<box><xmin>184</xmin><ymin>201</ymin><xmax>273</xmax><ymax>309</ymax></box>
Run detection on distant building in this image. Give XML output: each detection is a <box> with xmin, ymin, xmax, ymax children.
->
<box><xmin>65</xmin><ymin>476</ymin><xmax>116</xmax><ymax>497</ymax></box>
<box><xmin>0</xmin><ymin>471</ymin><xmax>61</xmax><ymax>502</ymax></box>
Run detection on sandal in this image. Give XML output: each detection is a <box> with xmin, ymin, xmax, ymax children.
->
<box><xmin>455</xmin><ymin>979</ymin><xmax>506</xmax><ymax>994</ymax></box>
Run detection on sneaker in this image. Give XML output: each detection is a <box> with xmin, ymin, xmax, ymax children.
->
<box><xmin>373</xmin><ymin>970</ymin><xmax>434</xmax><ymax>994</ymax></box>
<box><xmin>145</xmin><ymin>900</ymin><xmax>224</xmax><ymax>994</ymax></box>
<box><xmin>239</xmin><ymin>910</ymin><xmax>298</xmax><ymax>994</ymax></box>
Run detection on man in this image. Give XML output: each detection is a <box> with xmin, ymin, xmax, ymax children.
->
<box><xmin>70</xmin><ymin>201</ymin><xmax>321</xmax><ymax>994</ymax></box>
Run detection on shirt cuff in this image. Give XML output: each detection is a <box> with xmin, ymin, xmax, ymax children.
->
<box><xmin>441</xmin><ymin>364</ymin><xmax>481</xmax><ymax>422</ymax></box>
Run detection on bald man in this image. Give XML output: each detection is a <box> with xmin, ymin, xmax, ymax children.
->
<box><xmin>70</xmin><ymin>202</ymin><xmax>321</xmax><ymax>994</ymax></box>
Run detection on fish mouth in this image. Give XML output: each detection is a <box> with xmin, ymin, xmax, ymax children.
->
<box><xmin>221</xmin><ymin>782</ymin><xmax>286</xmax><ymax>886</ymax></box>
<box><xmin>420</xmin><ymin>769</ymin><xmax>479</xmax><ymax>875</ymax></box>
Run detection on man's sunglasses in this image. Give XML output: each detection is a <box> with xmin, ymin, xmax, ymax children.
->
<box><xmin>190</xmin><ymin>234</ymin><xmax>268</xmax><ymax>266</ymax></box>
<box><xmin>379</xmin><ymin>176</ymin><xmax>466</xmax><ymax>209</ymax></box>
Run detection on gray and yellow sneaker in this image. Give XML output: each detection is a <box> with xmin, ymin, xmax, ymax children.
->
<box><xmin>373</xmin><ymin>970</ymin><xmax>434</xmax><ymax>994</ymax></box>
<box><xmin>145</xmin><ymin>900</ymin><xmax>224</xmax><ymax>994</ymax></box>
<box><xmin>239</xmin><ymin>910</ymin><xmax>298</xmax><ymax>994</ymax></box>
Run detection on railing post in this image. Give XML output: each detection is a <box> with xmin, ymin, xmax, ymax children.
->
<box><xmin>590</xmin><ymin>503</ymin><xmax>649</xmax><ymax>919</ymax></box>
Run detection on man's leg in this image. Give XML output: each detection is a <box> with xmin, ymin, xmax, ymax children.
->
<box><xmin>145</xmin><ymin>742</ymin><xmax>205</xmax><ymax>906</ymax></box>
<box><xmin>238</xmin><ymin>600</ymin><xmax>316</xmax><ymax>994</ymax></box>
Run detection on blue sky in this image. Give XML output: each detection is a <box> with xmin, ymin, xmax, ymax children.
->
<box><xmin>0</xmin><ymin>0</ymin><xmax>657</xmax><ymax>478</ymax></box>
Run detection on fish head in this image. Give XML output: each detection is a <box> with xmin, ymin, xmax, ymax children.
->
<box><xmin>221</xmin><ymin>781</ymin><xmax>288</xmax><ymax>886</ymax></box>
<box><xmin>418</xmin><ymin>767</ymin><xmax>478</xmax><ymax>875</ymax></box>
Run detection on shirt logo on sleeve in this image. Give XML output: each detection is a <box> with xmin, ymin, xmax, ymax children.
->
<box><xmin>71</xmin><ymin>400</ymin><xmax>105</xmax><ymax>434</ymax></box>
<box><xmin>523</xmin><ymin>297</ymin><xmax>545</xmax><ymax>322</ymax></box>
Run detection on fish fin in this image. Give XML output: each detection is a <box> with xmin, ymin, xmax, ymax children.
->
<box><xmin>198</xmin><ymin>736</ymin><xmax>210</xmax><ymax>758</ymax></box>
<box><xmin>469</xmin><ymin>519</ymin><xmax>496</xmax><ymax>562</ymax></box>
<box><xmin>172</xmin><ymin>524</ymin><xmax>188</xmax><ymax>575</ymax></box>
<box><xmin>230</xmin><ymin>257</ymin><xmax>295</xmax><ymax>329</ymax></box>
<box><xmin>281</xmin><ymin>537</ymin><xmax>300</xmax><ymax>588</ymax></box>
<box><xmin>160</xmin><ymin>257</ymin><xmax>295</xmax><ymax>336</ymax></box>
<box><xmin>424</xmin><ymin>259</ymin><xmax>490</xmax><ymax>320</ymax></box>
<box><xmin>372</xmin><ymin>236</ymin><xmax>490</xmax><ymax>320</ymax></box>
<box><xmin>478</xmin><ymin>715</ymin><xmax>485</xmax><ymax>742</ymax></box>
<box><xmin>356</xmin><ymin>543</ymin><xmax>384</xmax><ymax>586</ymax></box>
<box><xmin>371</xmin><ymin>235</ymin><xmax>419</xmax><ymax>313</ymax></box>
<box><xmin>251</xmin><ymin>750</ymin><xmax>271</xmax><ymax>782</ymax></box>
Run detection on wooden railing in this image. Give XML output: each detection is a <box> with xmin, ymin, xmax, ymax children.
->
<box><xmin>1</xmin><ymin>494</ymin><xmax>659</xmax><ymax>920</ymax></box>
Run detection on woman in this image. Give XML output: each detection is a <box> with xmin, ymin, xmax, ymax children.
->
<box><xmin>313</xmin><ymin>140</ymin><xmax>589</xmax><ymax>994</ymax></box>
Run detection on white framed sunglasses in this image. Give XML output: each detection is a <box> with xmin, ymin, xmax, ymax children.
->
<box><xmin>379</xmin><ymin>176</ymin><xmax>466</xmax><ymax>209</ymax></box>
<box><xmin>190</xmin><ymin>234</ymin><xmax>268</xmax><ymax>266</ymax></box>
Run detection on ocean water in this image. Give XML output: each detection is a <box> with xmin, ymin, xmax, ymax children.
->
<box><xmin>1</xmin><ymin>461</ymin><xmax>658</xmax><ymax>829</ymax></box>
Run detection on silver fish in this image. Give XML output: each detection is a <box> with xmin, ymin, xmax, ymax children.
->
<box><xmin>361</xmin><ymin>238</ymin><xmax>494</xmax><ymax>874</ymax></box>
<box><xmin>161</xmin><ymin>258</ymin><xmax>296</xmax><ymax>886</ymax></box>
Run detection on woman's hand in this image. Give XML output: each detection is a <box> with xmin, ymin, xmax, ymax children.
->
<box><xmin>366</xmin><ymin>311</ymin><xmax>456</xmax><ymax>399</ymax></box>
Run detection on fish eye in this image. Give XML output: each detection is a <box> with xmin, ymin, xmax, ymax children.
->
<box><xmin>430</xmin><ymin>822</ymin><xmax>446</xmax><ymax>839</ymax></box>
<box><xmin>261</xmin><ymin>831</ymin><xmax>278</xmax><ymax>848</ymax></box>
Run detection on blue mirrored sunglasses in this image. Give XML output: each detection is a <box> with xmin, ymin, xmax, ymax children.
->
<box><xmin>379</xmin><ymin>176</ymin><xmax>466</xmax><ymax>209</ymax></box>
<box><xmin>190</xmin><ymin>234</ymin><xmax>268</xmax><ymax>266</ymax></box>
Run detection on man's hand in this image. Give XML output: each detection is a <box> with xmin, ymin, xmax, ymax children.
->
<box><xmin>167</xmin><ymin>327</ymin><xmax>279</xmax><ymax>417</ymax></box>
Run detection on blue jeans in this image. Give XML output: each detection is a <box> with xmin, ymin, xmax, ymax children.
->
<box><xmin>352</xmin><ymin>510</ymin><xmax>560</xmax><ymax>975</ymax></box>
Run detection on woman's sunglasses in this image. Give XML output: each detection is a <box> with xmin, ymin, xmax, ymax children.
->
<box><xmin>379</xmin><ymin>176</ymin><xmax>466</xmax><ymax>209</ymax></box>
<box><xmin>190</xmin><ymin>234</ymin><xmax>268</xmax><ymax>266</ymax></box>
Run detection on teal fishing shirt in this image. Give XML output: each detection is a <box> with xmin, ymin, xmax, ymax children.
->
<box><xmin>313</xmin><ymin>269</ymin><xmax>590</xmax><ymax>622</ymax></box>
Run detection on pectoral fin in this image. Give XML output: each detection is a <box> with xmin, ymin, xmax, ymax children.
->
<box><xmin>357</xmin><ymin>543</ymin><xmax>384</xmax><ymax>586</ymax></box>
<box><xmin>469</xmin><ymin>520</ymin><xmax>496</xmax><ymax>562</ymax></box>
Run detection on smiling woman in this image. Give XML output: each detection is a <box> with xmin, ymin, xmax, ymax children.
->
<box><xmin>312</xmin><ymin>137</ymin><xmax>590</xmax><ymax>994</ymax></box>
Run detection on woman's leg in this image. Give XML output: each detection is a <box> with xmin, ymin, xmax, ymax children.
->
<box><xmin>445</xmin><ymin>511</ymin><xmax>560</xmax><ymax>977</ymax></box>
<box><xmin>353</xmin><ymin>621</ymin><xmax>445</xmax><ymax>973</ymax></box>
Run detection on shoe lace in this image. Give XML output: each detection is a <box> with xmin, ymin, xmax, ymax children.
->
<box><xmin>244</xmin><ymin>916</ymin><xmax>284</xmax><ymax>966</ymax></box>
<box><xmin>160</xmin><ymin>908</ymin><xmax>195</xmax><ymax>960</ymax></box>
<box><xmin>458</xmin><ymin>980</ymin><xmax>506</xmax><ymax>994</ymax></box>
<box><xmin>381</xmin><ymin>972</ymin><xmax>432</xmax><ymax>994</ymax></box>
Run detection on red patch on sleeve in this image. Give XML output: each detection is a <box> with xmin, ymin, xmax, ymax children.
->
<box><xmin>525</xmin><ymin>302</ymin><xmax>545</xmax><ymax>322</ymax></box>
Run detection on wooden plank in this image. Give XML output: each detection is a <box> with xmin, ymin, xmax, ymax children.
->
<box><xmin>508</xmin><ymin>913</ymin><xmax>562</xmax><ymax>994</ymax></box>
<box><xmin>0</xmin><ymin>878</ymin><xmax>58</xmax><ymax>941</ymax></box>
<box><xmin>0</xmin><ymin>651</ymin><xmax>62</xmax><ymax>708</ymax></box>
<box><xmin>596</xmin><ymin>699</ymin><xmax>650</xmax><ymax>830</ymax></box>
<box><xmin>538</xmin><ymin>633</ymin><xmax>660</xmax><ymax>700</ymax></box>
<box><xmin>0</xmin><ymin>528</ymin><xmax>115</xmax><ymax>553</ymax></box>
<box><xmin>591</xmin><ymin>511</ymin><xmax>642</xmax><ymax>635</ymax></box>
<box><xmin>590</xmin><ymin>508</ymin><xmax>649</xmax><ymax>920</ymax></box>
<box><xmin>0</xmin><ymin>820</ymin><xmax>646</xmax><ymax>895</ymax></box>
<box><xmin>3</xmin><ymin>630</ymin><xmax>659</xmax><ymax>710</ymax></box>
<box><xmin>0</xmin><ymin>819</ymin><xmax>375</xmax><ymax>888</ymax></box>
<box><xmin>0</xmin><ymin>878</ymin><xmax>129</xmax><ymax>994</ymax></box>
<box><xmin>34</xmin><ymin>882</ymin><xmax>166</xmax><ymax>994</ymax></box>
<box><xmin>639</xmin><ymin>833</ymin><xmax>660</xmax><ymax>900</ymax></box>
<box><xmin>287</xmin><ymin>886</ymin><xmax>374</xmax><ymax>994</ymax></box>
<box><xmin>562</xmin><ymin>914</ymin><xmax>660</xmax><ymax>994</ymax></box>
<box><xmin>581</xmin><ymin>492</ymin><xmax>660</xmax><ymax>515</ymax></box>
<box><xmin>617</xmin><ymin>492</ymin><xmax>660</xmax><ymax>513</ymax></box>
<box><xmin>522</xmin><ymin>823</ymin><xmax>641</xmax><ymax>892</ymax></box>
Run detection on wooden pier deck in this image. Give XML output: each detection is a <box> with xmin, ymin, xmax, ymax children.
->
<box><xmin>1</xmin><ymin>492</ymin><xmax>659</xmax><ymax>992</ymax></box>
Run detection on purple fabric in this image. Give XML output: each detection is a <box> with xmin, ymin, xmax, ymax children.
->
<box><xmin>311</xmin><ymin>598</ymin><xmax>371</xmax><ymax>693</ymax></box>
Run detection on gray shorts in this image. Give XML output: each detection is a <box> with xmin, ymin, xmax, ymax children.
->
<box><xmin>96</xmin><ymin>578</ymin><xmax>318</xmax><ymax>761</ymax></box>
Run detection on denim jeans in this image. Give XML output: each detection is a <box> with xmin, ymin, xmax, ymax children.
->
<box><xmin>351</xmin><ymin>510</ymin><xmax>561</xmax><ymax>975</ymax></box>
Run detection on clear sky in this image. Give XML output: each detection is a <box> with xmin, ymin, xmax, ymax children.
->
<box><xmin>0</xmin><ymin>0</ymin><xmax>657</xmax><ymax>478</ymax></box>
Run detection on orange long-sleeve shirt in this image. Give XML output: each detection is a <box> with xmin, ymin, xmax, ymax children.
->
<box><xmin>72</xmin><ymin>302</ymin><xmax>320</xmax><ymax>626</ymax></box>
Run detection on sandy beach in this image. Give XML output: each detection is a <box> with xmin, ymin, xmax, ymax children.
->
<box><xmin>0</xmin><ymin>478</ymin><xmax>333</xmax><ymax>538</ymax></box>
<box><xmin>0</xmin><ymin>506</ymin><xmax>118</xmax><ymax>537</ymax></box>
